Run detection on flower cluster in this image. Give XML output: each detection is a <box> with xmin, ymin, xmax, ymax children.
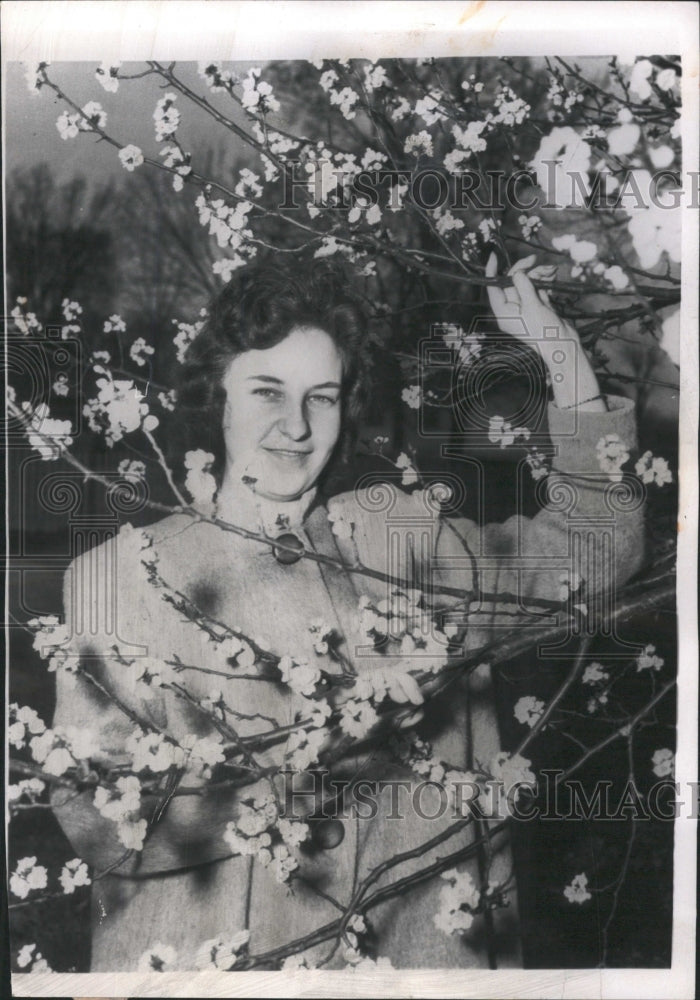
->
<box><xmin>564</xmin><ymin>872</ymin><xmax>592</xmax><ymax>904</ymax></box>
<box><xmin>434</xmin><ymin>867</ymin><xmax>481</xmax><ymax>936</ymax></box>
<box><xmin>21</xmin><ymin>402</ymin><xmax>73</xmax><ymax>460</ymax></box>
<box><xmin>596</xmin><ymin>434</ymin><xmax>630</xmax><ymax>482</ymax></box>
<box><xmin>488</xmin><ymin>415</ymin><xmax>531</xmax><ymax>448</ymax></box>
<box><xmin>153</xmin><ymin>92</ymin><xmax>180</xmax><ymax>141</ymax></box>
<box><xmin>83</xmin><ymin>376</ymin><xmax>158</xmax><ymax>446</ymax></box>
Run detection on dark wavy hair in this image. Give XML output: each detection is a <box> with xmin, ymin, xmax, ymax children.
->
<box><xmin>176</xmin><ymin>255</ymin><xmax>372</xmax><ymax>487</ymax></box>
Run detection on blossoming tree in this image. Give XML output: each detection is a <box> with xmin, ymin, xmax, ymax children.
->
<box><xmin>7</xmin><ymin>54</ymin><xmax>680</xmax><ymax>972</ymax></box>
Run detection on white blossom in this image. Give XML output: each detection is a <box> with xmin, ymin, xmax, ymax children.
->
<box><xmin>395</xmin><ymin>451</ymin><xmax>419</xmax><ymax>486</ymax></box>
<box><xmin>153</xmin><ymin>93</ymin><xmax>180</xmax><ymax>141</ymax></box>
<box><xmin>434</xmin><ymin>868</ymin><xmax>480</xmax><ymax>936</ymax></box>
<box><xmin>604</xmin><ymin>265</ymin><xmax>629</xmax><ymax>290</ymax></box>
<box><xmin>22</xmin><ymin>402</ymin><xmax>73</xmax><ymax>460</ymax></box>
<box><xmin>636</xmin><ymin>644</ymin><xmax>664</xmax><ymax>672</ymax></box>
<box><xmin>126</xmin><ymin>728</ymin><xmax>184</xmax><ymax>773</ymax></box>
<box><xmin>582</xmin><ymin>662</ymin><xmax>609</xmax><ymax>685</ymax></box>
<box><xmin>531</xmin><ymin>126</ymin><xmax>592</xmax><ymax>209</ymax></box>
<box><xmin>95</xmin><ymin>61</ymin><xmax>120</xmax><ymax>91</ymax></box>
<box><xmin>194</xmin><ymin>931</ymin><xmax>249</xmax><ymax>970</ymax></box>
<box><xmin>651</xmin><ymin>748</ymin><xmax>674</xmax><ymax>778</ymax></box>
<box><xmin>285</xmin><ymin>727</ymin><xmax>326</xmax><ymax>771</ymax></box>
<box><xmin>119</xmin><ymin>144</ymin><xmax>144</xmax><ymax>171</ymax></box>
<box><xmin>279</xmin><ymin>656</ymin><xmax>321</xmax><ymax>697</ymax></box>
<box><xmin>339</xmin><ymin>697</ymin><xmax>379</xmax><ymax>739</ymax></box>
<box><xmin>635</xmin><ymin>451</ymin><xmax>672</xmax><ymax>486</ymax></box>
<box><xmin>404</xmin><ymin>131</ymin><xmax>434</xmax><ymax>157</ymax></box>
<box><xmin>488</xmin><ymin>415</ymin><xmax>530</xmax><ymax>448</ymax></box>
<box><xmin>59</xmin><ymin>857</ymin><xmax>91</xmax><ymax>894</ymax></box>
<box><xmin>10</xmin><ymin>857</ymin><xmax>48</xmax><ymax>899</ymax></box>
<box><xmin>56</xmin><ymin>110</ymin><xmax>81</xmax><ymax>140</ymax></box>
<box><xmin>401</xmin><ymin>384</ymin><xmax>422</xmax><ymax>410</ymax></box>
<box><xmin>83</xmin><ymin>377</ymin><xmax>157</xmax><ymax>446</ymax></box>
<box><xmin>595</xmin><ymin>434</ymin><xmax>629</xmax><ymax>482</ymax></box>
<box><xmin>118</xmin><ymin>459</ymin><xmax>147</xmax><ymax>482</ymax></box>
<box><xmin>656</xmin><ymin>67</ymin><xmax>678</xmax><ymax>91</ymax></box>
<box><xmin>629</xmin><ymin>59</ymin><xmax>653</xmax><ymax>100</ymax></box>
<box><xmin>240</xmin><ymin>67</ymin><xmax>280</xmax><ymax>113</ymax></box>
<box><xmin>16</xmin><ymin>942</ymin><xmax>50</xmax><ymax>971</ymax></box>
<box><xmin>129</xmin><ymin>336</ymin><xmax>154</xmax><ymax>367</ymax></box>
<box><xmin>513</xmin><ymin>695</ymin><xmax>545</xmax><ymax>728</ymax></box>
<box><xmin>79</xmin><ymin>101</ymin><xmax>107</xmax><ymax>131</ymax></box>
<box><xmin>564</xmin><ymin>872</ymin><xmax>592</xmax><ymax>904</ymax></box>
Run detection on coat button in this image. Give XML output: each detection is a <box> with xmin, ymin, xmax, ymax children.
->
<box><xmin>311</xmin><ymin>818</ymin><xmax>345</xmax><ymax>849</ymax></box>
<box><xmin>272</xmin><ymin>532</ymin><xmax>305</xmax><ymax>565</ymax></box>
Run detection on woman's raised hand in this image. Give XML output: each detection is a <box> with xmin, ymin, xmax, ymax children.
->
<box><xmin>485</xmin><ymin>252</ymin><xmax>562</xmax><ymax>346</ymax></box>
<box><xmin>484</xmin><ymin>253</ymin><xmax>606</xmax><ymax>412</ymax></box>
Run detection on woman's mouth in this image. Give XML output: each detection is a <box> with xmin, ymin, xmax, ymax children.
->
<box><xmin>264</xmin><ymin>447</ymin><xmax>312</xmax><ymax>462</ymax></box>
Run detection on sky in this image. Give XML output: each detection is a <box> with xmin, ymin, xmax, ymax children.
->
<box><xmin>5</xmin><ymin>60</ymin><xmax>260</xmax><ymax>186</ymax></box>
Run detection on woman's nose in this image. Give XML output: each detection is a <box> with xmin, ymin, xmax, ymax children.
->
<box><xmin>278</xmin><ymin>403</ymin><xmax>310</xmax><ymax>440</ymax></box>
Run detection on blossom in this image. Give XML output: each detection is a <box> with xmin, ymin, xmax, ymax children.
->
<box><xmin>530</xmin><ymin>126</ymin><xmax>592</xmax><ymax>209</ymax></box>
<box><xmin>327</xmin><ymin>503</ymin><xmax>354</xmax><ymax>540</ymax></box>
<box><xmin>564</xmin><ymin>872</ymin><xmax>592</xmax><ymax>904</ymax></box>
<box><xmin>96</xmin><ymin>60</ymin><xmax>120</xmax><ymax>91</ymax></box>
<box><xmin>154</xmin><ymin>93</ymin><xmax>180</xmax><ymax>141</ymax></box>
<box><xmin>10</xmin><ymin>857</ymin><xmax>48</xmax><ymax>899</ymax></box>
<box><xmin>339</xmin><ymin>697</ymin><xmax>379</xmax><ymax>739</ymax></box>
<box><xmin>22</xmin><ymin>402</ymin><xmax>73</xmax><ymax>460</ymax></box>
<box><xmin>127</xmin><ymin>729</ymin><xmax>184</xmax><ymax>773</ymax></box>
<box><xmin>8</xmin><ymin>778</ymin><xmax>46</xmax><ymax>804</ymax></box>
<box><xmin>59</xmin><ymin>857</ymin><xmax>91</xmax><ymax>894</ymax></box>
<box><xmin>551</xmin><ymin>234</ymin><xmax>598</xmax><ymax>264</ymax></box>
<box><xmin>285</xmin><ymin>727</ymin><xmax>326</xmax><ymax>771</ymax></box>
<box><xmin>595</xmin><ymin>433</ymin><xmax>629</xmax><ymax>482</ymax></box>
<box><xmin>279</xmin><ymin>656</ymin><xmax>321</xmax><ymax>697</ymax></box>
<box><xmin>173</xmin><ymin>316</ymin><xmax>205</xmax><ymax>362</ymax></box>
<box><xmin>651</xmin><ymin>748</ymin><xmax>674</xmax><ymax>778</ymax></box>
<box><xmin>118</xmin><ymin>144</ymin><xmax>144</xmax><ymax>171</ymax></box>
<box><xmin>401</xmin><ymin>384</ymin><xmax>422</xmax><ymax>410</ymax></box>
<box><xmin>607</xmin><ymin>119</ymin><xmax>640</xmax><ymax>156</ymax></box>
<box><xmin>198</xmin><ymin>61</ymin><xmax>237</xmax><ymax>93</ymax></box>
<box><xmin>56</xmin><ymin>110</ymin><xmax>81</xmax><ymax>140</ymax></box>
<box><xmin>16</xmin><ymin>943</ymin><xmax>50</xmax><ymax>972</ymax></box>
<box><xmin>118</xmin><ymin>459</ymin><xmax>147</xmax><ymax>482</ymax></box>
<box><xmin>452</xmin><ymin>120</ymin><xmax>488</xmax><ymax>156</ymax></box>
<box><xmin>103</xmin><ymin>313</ymin><xmax>126</xmax><ymax>333</ymax></box>
<box><xmin>83</xmin><ymin>377</ymin><xmax>157</xmax><ymax>446</ymax></box>
<box><xmin>94</xmin><ymin>775</ymin><xmax>142</xmax><ymax>823</ymax></box>
<box><xmin>513</xmin><ymin>695</ymin><xmax>545</xmax><ymax>728</ymax></box>
<box><xmin>302</xmin><ymin>696</ymin><xmax>333</xmax><ymax>729</ymax></box>
<box><xmin>52</xmin><ymin>374</ymin><xmax>70</xmax><ymax>396</ymax></box>
<box><xmin>558</xmin><ymin>571</ymin><xmax>582</xmax><ymax>602</ymax></box>
<box><xmin>80</xmin><ymin>101</ymin><xmax>107</xmax><ymax>131</ymax></box>
<box><xmin>158</xmin><ymin>389</ymin><xmax>177</xmax><ymax>411</ymax></box>
<box><xmin>194</xmin><ymin>931</ymin><xmax>249</xmax><ymax>970</ymax></box>
<box><xmin>488</xmin><ymin>415</ymin><xmax>530</xmax><ymax>448</ymax></box>
<box><xmin>656</xmin><ymin>67</ymin><xmax>678</xmax><ymax>91</ymax></box>
<box><xmin>137</xmin><ymin>942</ymin><xmax>177</xmax><ymax>972</ymax></box>
<box><xmin>395</xmin><ymin>451</ymin><xmax>419</xmax><ymax>486</ymax></box>
<box><xmin>240</xmin><ymin>67</ymin><xmax>280</xmax><ymax>113</ymax></box>
<box><xmin>635</xmin><ymin>451</ymin><xmax>672</xmax><ymax>487</ymax></box>
<box><xmin>582</xmin><ymin>662</ymin><xmax>609</xmax><ymax>685</ymax></box>
<box><xmin>329</xmin><ymin>85</ymin><xmax>359</xmax><ymax>120</ymax></box>
<box><xmin>117</xmin><ymin>817</ymin><xmax>148</xmax><ymax>850</ymax></box>
<box><xmin>636</xmin><ymin>644</ymin><xmax>664</xmax><ymax>672</ymax></box>
<box><xmin>183</xmin><ymin>449</ymin><xmax>217</xmax><ymax>508</ymax></box>
<box><xmin>415</xmin><ymin>93</ymin><xmax>445</xmax><ymax>126</ymax></box>
<box><xmin>278</xmin><ymin>818</ymin><xmax>310</xmax><ymax>848</ymax></box>
<box><xmin>629</xmin><ymin>59</ymin><xmax>653</xmax><ymax>100</ymax></box>
<box><xmin>259</xmin><ymin>843</ymin><xmax>298</xmax><ymax>883</ymax></box>
<box><xmin>660</xmin><ymin>308</ymin><xmax>680</xmax><ymax>366</ymax></box>
<box><xmin>434</xmin><ymin>868</ymin><xmax>481</xmax><ymax>936</ymax></box>
<box><xmin>25</xmin><ymin>62</ymin><xmax>48</xmax><ymax>94</ymax></box>
<box><xmin>404</xmin><ymin>131</ymin><xmax>434</xmax><ymax>157</ymax></box>
<box><xmin>129</xmin><ymin>336</ymin><xmax>154</xmax><ymax>367</ymax></box>
<box><xmin>604</xmin><ymin>265</ymin><xmax>629</xmax><ymax>290</ymax></box>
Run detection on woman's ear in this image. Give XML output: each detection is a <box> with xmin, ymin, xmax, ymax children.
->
<box><xmin>222</xmin><ymin>396</ymin><xmax>232</xmax><ymax>431</ymax></box>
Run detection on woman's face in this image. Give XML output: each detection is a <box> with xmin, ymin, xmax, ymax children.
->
<box><xmin>221</xmin><ymin>325</ymin><xmax>344</xmax><ymax>502</ymax></box>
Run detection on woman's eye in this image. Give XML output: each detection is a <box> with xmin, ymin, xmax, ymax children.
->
<box><xmin>252</xmin><ymin>387</ymin><xmax>283</xmax><ymax>401</ymax></box>
<box><xmin>308</xmin><ymin>394</ymin><xmax>339</xmax><ymax>407</ymax></box>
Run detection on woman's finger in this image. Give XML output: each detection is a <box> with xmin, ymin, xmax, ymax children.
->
<box><xmin>507</xmin><ymin>254</ymin><xmax>537</xmax><ymax>276</ymax></box>
<box><xmin>511</xmin><ymin>269</ymin><xmax>542</xmax><ymax>310</ymax></box>
<box><xmin>485</xmin><ymin>252</ymin><xmax>507</xmax><ymax>310</ymax></box>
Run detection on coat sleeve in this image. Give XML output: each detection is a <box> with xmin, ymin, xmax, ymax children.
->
<box><xmin>332</xmin><ymin>395</ymin><xmax>645</xmax><ymax>613</ymax></box>
<box><xmin>50</xmin><ymin>527</ymin><xmax>236</xmax><ymax>876</ymax></box>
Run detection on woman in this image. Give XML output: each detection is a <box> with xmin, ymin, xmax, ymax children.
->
<box><xmin>51</xmin><ymin>255</ymin><xmax>644</xmax><ymax>971</ymax></box>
